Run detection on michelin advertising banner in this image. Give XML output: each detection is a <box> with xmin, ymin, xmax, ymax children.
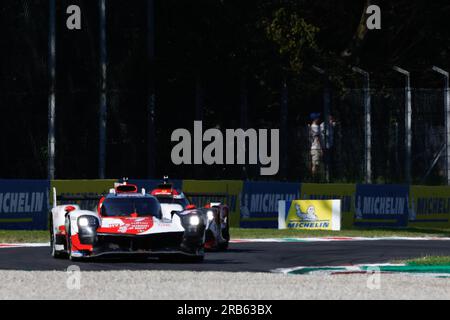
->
<box><xmin>278</xmin><ymin>200</ymin><xmax>341</xmax><ymax>230</ymax></box>
<box><xmin>408</xmin><ymin>186</ymin><xmax>450</xmax><ymax>228</ymax></box>
<box><xmin>0</xmin><ymin>180</ymin><xmax>49</xmax><ymax>230</ymax></box>
<box><xmin>240</xmin><ymin>181</ymin><xmax>301</xmax><ymax>228</ymax></box>
<box><xmin>354</xmin><ymin>184</ymin><xmax>409</xmax><ymax>227</ymax></box>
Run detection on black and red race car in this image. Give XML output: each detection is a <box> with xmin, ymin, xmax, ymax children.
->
<box><xmin>150</xmin><ymin>179</ymin><xmax>230</xmax><ymax>251</ymax></box>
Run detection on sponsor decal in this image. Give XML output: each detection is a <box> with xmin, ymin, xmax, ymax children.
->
<box><xmin>99</xmin><ymin>217</ymin><xmax>154</xmax><ymax>234</ymax></box>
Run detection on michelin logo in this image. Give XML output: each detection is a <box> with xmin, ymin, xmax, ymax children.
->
<box><xmin>356</xmin><ymin>195</ymin><xmax>406</xmax><ymax>219</ymax></box>
<box><xmin>0</xmin><ymin>192</ymin><xmax>45</xmax><ymax>213</ymax></box>
<box><xmin>295</xmin><ymin>204</ymin><xmax>318</xmax><ymax>221</ymax></box>
<box><xmin>288</xmin><ymin>204</ymin><xmax>329</xmax><ymax>229</ymax></box>
<box><xmin>240</xmin><ymin>192</ymin><xmax>299</xmax><ymax>219</ymax></box>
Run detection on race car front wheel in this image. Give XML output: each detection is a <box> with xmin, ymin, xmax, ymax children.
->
<box><xmin>49</xmin><ymin>218</ymin><xmax>65</xmax><ymax>259</ymax></box>
<box><xmin>66</xmin><ymin>222</ymin><xmax>81</xmax><ymax>261</ymax></box>
<box><xmin>218</xmin><ymin>219</ymin><xmax>230</xmax><ymax>251</ymax></box>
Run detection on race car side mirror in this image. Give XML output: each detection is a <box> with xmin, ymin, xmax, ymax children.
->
<box><xmin>65</xmin><ymin>206</ymin><xmax>76</xmax><ymax>213</ymax></box>
<box><xmin>171</xmin><ymin>210</ymin><xmax>181</xmax><ymax>218</ymax></box>
<box><xmin>64</xmin><ymin>205</ymin><xmax>76</xmax><ymax>218</ymax></box>
<box><xmin>186</xmin><ymin>204</ymin><xmax>196</xmax><ymax>210</ymax></box>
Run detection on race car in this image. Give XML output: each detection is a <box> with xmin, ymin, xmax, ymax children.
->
<box><xmin>150</xmin><ymin>178</ymin><xmax>230</xmax><ymax>250</ymax></box>
<box><xmin>49</xmin><ymin>182</ymin><xmax>208</xmax><ymax>262</ymax></box>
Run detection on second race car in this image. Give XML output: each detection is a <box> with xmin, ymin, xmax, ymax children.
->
<box><xmin>150</xmin><ymin>178</ymin><xmax>230</xmax><ymax>250</ymax></box>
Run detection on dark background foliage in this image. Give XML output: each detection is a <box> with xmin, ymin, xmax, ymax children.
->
<box><xmin>1</xmin><ymin>0</ymin><xmax>450</xmax><ymax>183</ymax></box>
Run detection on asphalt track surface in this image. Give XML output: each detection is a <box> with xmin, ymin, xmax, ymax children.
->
<box><xmin>2</xmin><ymin>240</ymin><xmax>450</xmax><ymax>272</ymax></box>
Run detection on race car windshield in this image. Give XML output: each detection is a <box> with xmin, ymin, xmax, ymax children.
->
<box><xmin>156</xmin><ymin>196</ymin><xmax>190</xmax><ymax>208</ymax></box>
<box><xmin>101</xmin><ymin>197</ymin><xmax>161</xmax><ymax>218</ymax></box>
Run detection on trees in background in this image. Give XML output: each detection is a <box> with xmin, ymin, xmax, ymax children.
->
<box><xmin>1</xmin><ymin>0</ymin><xmax>450</xmax><ymax>180</ymax></box>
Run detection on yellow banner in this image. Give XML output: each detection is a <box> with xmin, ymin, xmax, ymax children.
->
<box><xmin>280</xmin><ymin>200</ymin><xmax>340</xmax><ymax>230</ymax></box>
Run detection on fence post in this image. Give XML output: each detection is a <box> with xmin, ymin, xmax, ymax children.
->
<box><xmin>98</xmin><ymin>0</ymin><xmax>107</xmax><ymax>179</ymax></box>
<box><xmin>352</xmin><ymin>67</ymin><xmax>371</xmax><ymax>184</ymax></box>
<box><xmin>393</xmin><ymin>66</ymin><xmax>412</xmax><ymax>184</ymax></box>
<box><xmin>432</xmin><ymin>66</ymin><xmax>450</xmax><ymax>185</ymax></box>
<box><xmin>48</xmin><ymin>0</ymin><xmax>56</xmax><ymax>180</ymax></box>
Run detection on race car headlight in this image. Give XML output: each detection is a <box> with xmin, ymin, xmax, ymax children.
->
<box><xmin>77</xmin><ymin>215</ymin><xmax>99</xmax><ymax>245</ymax></box>
<box><xmin>207</xmin><ymin>210</ymin><xmax>214</xmax><ymax>221</ymax></box>
<box><xmin>77</xmin><ymin>215</ymin><xmax>98</xmax><ymax>229</ymax></box>
<box><xmin>78</xmin><ymin>217</ymin><xmax>89</xmax><ymax>228</ymax></box>
<box><xmin>189</xmin><ymin>215</ymin><xmax>200</xmax><ymax>226</ymax></box>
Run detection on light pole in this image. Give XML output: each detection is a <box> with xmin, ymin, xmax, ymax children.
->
<box><xmin>98</xmin><ymin>0</ymin><xmax>107</xmax><ymax>179</ymax></box>
<box><xmin>312</xmin><ymin>66</ymin><xmax>331</xmax><ymax>182</ymax></box>
<box><xmin>147</xmin><ymin>0</ymin><xmax>156</xmax><ymax>178</ymax></box>
<box><xmin>280</xmin><ymin>78</ymin><xmax>288</xmax><ymax>180</ymax></box>
<box><xmin>352</xmin><ymin>66</ymin><xmax>371</xmax><ymax>184</ymax></box>
<box><xmin>393</xmin><ymin>66</ymin><xmax>412</xmax><ymax>184</ymax></box>
<box><xmin>48</xmin><ymin>0</ymin><xmax>56</xmax><ymax>180</ymax></box>
<box><xmin>432</xmin><ymin>66</ymin><xmax>450</xmax><ymax>185</ymax></box>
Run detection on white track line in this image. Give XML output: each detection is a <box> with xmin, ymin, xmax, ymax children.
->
<box><xmin>3</xmin><ymin>237</ymin><xmax>450</xmax><ymax>248</ymax></box>
<box><xmin>231</xmin><ymin>237</ymin><xmax>450</xmax><ymax>243</ymax></box>
<box><xmin>0</xmin><ymin>243</ymin><xmax>49</xmax><ymax>248</ymax></box>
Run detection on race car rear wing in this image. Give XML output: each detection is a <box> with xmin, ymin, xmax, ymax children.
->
<box><xmin>52</xmin><ymin>186</ymin><xmax>147</xmax><ymax>209</ymax></box>
<box><xmin>184</xmin><ymin>192</ymin><xmax>229</xmax><ymax>207</ymax></box>
<box><xmin>52</xmin><ymin>187</ymin><xmax>103</xmax><ymax>209</ymax></box>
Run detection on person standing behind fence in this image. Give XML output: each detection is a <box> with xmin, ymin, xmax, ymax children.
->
<box><xmin>309</xmin><ymin>113</ymin><xmax>323</xmax><ymax>178</ymax></box>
